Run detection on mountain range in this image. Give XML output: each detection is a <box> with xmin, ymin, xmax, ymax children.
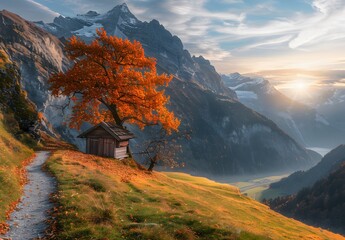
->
<box><xmin>221</xmin><ymin>73</ymin><xmax>345</xmax><ymax>148</ymax></box>
<box><xmin>0</xmin><ymin>4</ymin><xmax>321</xmax><ymax>176</ymax></box>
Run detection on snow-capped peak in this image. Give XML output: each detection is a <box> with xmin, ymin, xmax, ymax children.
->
<box><xmin>77</xmin><ymin>11</ymin><xmax>100</xmax><ymax>18</ymax></box>
<box><xmin>120</xmin><ymin>3</ymin><xmax>129</xmax><ymax>13</ymax></box>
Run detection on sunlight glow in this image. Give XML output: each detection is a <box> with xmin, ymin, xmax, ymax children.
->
<box><xmin>294</xmin><ymin>81</ymin><xmax>309</xmax><ymax>92</ymax></box>
<box><xmin>276</xmin><ymin>77</ymin><xmax>315</xmax><ymax>102</ymax></box>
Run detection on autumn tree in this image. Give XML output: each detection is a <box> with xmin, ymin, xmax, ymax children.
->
<box><xmin>49</xmin><ymin>28</ymin><xmax>180</xmax><ymax>133</ymax></box>
<box><xmin>135</xmin><ymin>127</ymin><xmax>190</xmax><ymax>171</ymax></box>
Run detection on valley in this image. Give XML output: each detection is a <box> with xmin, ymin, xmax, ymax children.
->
<box><xmin>229</xmin><ymin>173</ymin><xmax>292</xmax><ymax>200</ymax></box>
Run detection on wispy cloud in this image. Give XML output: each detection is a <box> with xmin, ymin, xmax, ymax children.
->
<box><xmin>4</xmin><ymin>0</ymin><xmax>345</xmax><ymax>77</ymax></box>
<box><xmin>1</xmin><ymin>0</ymin><xmax>59</xmax><ymax>22</ymax></box>
<box><xmin>289</xmin><ymin>0</ymin><xmax>345</xmax><ymax>48</ymax></box>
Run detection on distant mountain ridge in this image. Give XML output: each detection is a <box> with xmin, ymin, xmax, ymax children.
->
<box><xmin>267</xmin><ymin>161</ymin><xmax>345</xmax><ymax>235</ymax></box>
<box><xmin>221</xmin><ymin>73</ymin><xmax>345</xmax><ymax>148</ymax></box>
<box><xmin>0</xmin><ymin>6</ymin><xmax>320</xmax><ymax>175</ymax></box>
<box><xmin>267</xmin><ymin>145</ymin><xmax>345</xmax><ymax>196</ymax></box>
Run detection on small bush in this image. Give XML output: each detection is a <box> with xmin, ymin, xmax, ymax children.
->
<box><xmin>124</xmin><ymin>226</ymin><xmax>174</xmax><ymax>240</ymax></box>
<box><xmin>91</xmin><ymin>208</ymin><xmax>113</xmax><ymax>224</ymax></box>
<box><xmin>174</xmin><ymin>227</ymin><xmax>197</xmax><ymax>240</ymax></box>
<box><xmin>86</xmin><ymin>179</ymin><xmax>106</xmax><ymax>192</ymax></box>
<box><xmin>127</xmin><ymin>195</ymin><xmax>142</xmax><ymax>203</ymax></box>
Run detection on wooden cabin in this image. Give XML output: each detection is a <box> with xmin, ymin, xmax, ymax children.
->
<box><xmin>78</xmin><ymin>122</ymin><xmax>134</xmax><ymax>159</ymax></box>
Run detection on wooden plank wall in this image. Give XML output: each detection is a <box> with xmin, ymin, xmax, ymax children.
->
<box><xmin>115</xmin><ymin>146</ymin><xmax>128</xmax><ymax>159</ymax></box>
<box><xmin>86</xmin><ymin>138</ymin><xmax>117</xmax><ymax>158</ymax></box>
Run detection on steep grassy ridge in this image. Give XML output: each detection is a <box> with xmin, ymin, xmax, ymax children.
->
<box><xmin>46</xmin><ymin>150</ymin><xmax>344</xmax><ymax>240</ymax></box>
<box><xmin>0</xmin><ymin>114</ymin><xmax>34</xmax><ymax>233</ymax></box>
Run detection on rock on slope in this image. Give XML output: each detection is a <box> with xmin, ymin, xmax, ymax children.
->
<box><xmin>221</xmin><ymin>73</ymin><xmax>345</xmax><ymax>148</ymax></box>
<box><xmin>0</xmin><ymin>7</ymin><xmax>320</xmax><ymax>175</ymax></box>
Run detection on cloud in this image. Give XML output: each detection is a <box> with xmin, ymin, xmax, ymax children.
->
<box><xmin>4</xmin><ymin>0</ymin><xmax>345</xmax><ymax>75</ymax></box>
<box><xmin>1</xmin><ymin>0</ymin><xmax>59</xmax><ymax>22</ymax></box>
<box><xmin>221</xmin><ymin>0</ymin><xmax>244</xmax><ymax>3</ymax></box>
<box><xmin>214</xmin><ymin>0</ymin><xmax>345</xmax><ymax>51</ymax></box>
<box><xmin>237</xmin><ymin>35</ymin><xmax>293</xmax><ymax>51</ymax></box>
<box><xmin>127</xmin><ymin>0</ymin><xmax>239</xmax><ymax>62</ymax></box>
<box><xmin>289</xmin><ymin>0</ymin><xmax>345</xmax><ymax>48</ymax></box>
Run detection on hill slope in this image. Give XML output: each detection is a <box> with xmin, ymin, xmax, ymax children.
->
<box><xmin>267</xmin><ymin>163</ymin><xmax>345</xmax><ymax>235</ymax></box>
<box><xmin>265</xmin><ymin>145</ymin><xmax>345</xmax><ymax>197</ymax></box>
<box><xmin>0</xmin><ymin>47</ymin><xmax>37</xmax><ymax>233</ymax></box>
<box><xmin>45</xmin><ymin>150</ymin><xmax>343</xmax><ymax>240</ymax></box>
<box><xmin>0</xmin><ymin>115</ymin><xmax>34</xmax><ymax>233</ymax></box>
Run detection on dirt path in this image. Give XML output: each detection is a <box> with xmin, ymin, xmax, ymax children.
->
<box><xmin>1</xmin><ymin>151</ymin><xmax>55</xmax><ymax>240</ymax></box>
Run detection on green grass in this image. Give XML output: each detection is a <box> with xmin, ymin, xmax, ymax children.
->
<box><xmin>230</xmin><ymin>174</ymin><xmax>291</xmax><ymax>200</ymax></box>
<box><xmin>45</xmin><ymin>150</ymin><xmax>344</xmax><ymax>240</ymax></box>
<box><xmin>0</xmin><ymin>114</ymin><xmax>34</xmax><ymax>229</ymax></box>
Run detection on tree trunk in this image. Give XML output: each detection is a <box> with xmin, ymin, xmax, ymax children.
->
<box><xmin>147</xmin><ymin>155</ymin><xmax>158</xmax><ymax>171</ymax></box>
<box><xmin>108</xmin><ymin>104</ymin><xmax>123</xmax><ymax>127</ymax></box>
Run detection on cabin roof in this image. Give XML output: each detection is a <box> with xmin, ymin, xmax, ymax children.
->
<box><xmin>77</xmin><ymin>122</ymin><xmax>135</xmax><ymax>141</ymax></box>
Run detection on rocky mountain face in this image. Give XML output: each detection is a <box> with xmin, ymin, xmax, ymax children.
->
<box><xmin>164</xmin><ymin>79</ymin><xmax>319</xmax><ymax>175</ymax></box>
<box><xmin>221</xmin><ymin>73</ymin><xmax>345</xmax><ymax>148</ymax></box>
<box><xmin>37</xmin><ymin>4</ymin><xmax>235</xmax><ymax>98</ymax></box>
<box><xmin>0</xmin><ymin>47</ymin><xmax>39</xmax><ymax>139</ymax></box>
<box><xmin>266</xmin><ymin>162</ymin><xmax>345</xmax><ymax>235</ymax></box>
<box><xmin>0</xmin><ymin>6</ymin><xmax>320</xmax><ymax>175</ymax></box>
<box><xmin>0</xmin><ymin>10</ymin><xmax>80</xmax><ymax>140</ymax></box>
<box><xmin>268</xmin><ymin>145</ymin><xmax>345</xmax><ymax>195</ymax></box>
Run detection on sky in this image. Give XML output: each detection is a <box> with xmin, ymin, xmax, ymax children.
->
<box><xmin>1</xmin><ymin>0</ymin><xmax>345</xmax><ymax>91</ymax></box>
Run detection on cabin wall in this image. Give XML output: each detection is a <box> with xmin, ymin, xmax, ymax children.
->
<box><xmin>115</xmin><ymin>146</ymin><xmax>128</xmax><ymax>159</ymax></box>
<box><xmin>83</xmin><ymin>125</ymin><xmax>131</xmax><ymax>159</ymax></box>
<box><xmin>86</xmin><ymin>137</ymin><xmax>116</xmax><ymax>158</ymax></box>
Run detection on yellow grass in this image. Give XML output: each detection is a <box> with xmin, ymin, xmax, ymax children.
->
<box><xmin>46</xmin><ymin>150</ymin><xmax>345</xmax><ymax>240</ymax></box>
<box><xmin>0</xmin><ymin>114</ymin><xmax>34</xmax><ymax>232</ymax></box>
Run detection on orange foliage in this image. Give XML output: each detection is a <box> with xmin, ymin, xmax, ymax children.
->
<box><xmin>37</xmin><ymin>112</ymin><xmax>45</xmax><ymax>121</ymax></box>
<box><xmin>49</xmin><ymin>28</ymin><xmax>180</xmax><ymax>133</ymax></box>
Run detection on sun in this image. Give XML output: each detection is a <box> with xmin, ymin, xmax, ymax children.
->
<box><xmin>294</xmin><ymin>81</ymin><xmax>308</xmax><ymax>92</ymax></box>
<box><xmin>281</xmin><ymin>79</ymin><xmax>316</xmax><ymax>102</ymax></box>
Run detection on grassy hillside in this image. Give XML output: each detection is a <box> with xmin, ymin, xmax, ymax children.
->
<box><xmin>46</xmin><ymin>150</ymin><xmax>344</xmax><ymax>240</ymax></box>
<box><xmin>0</xmin><ymin>114</ymin><xmax>34</xmax><ymax>233</ymax></box>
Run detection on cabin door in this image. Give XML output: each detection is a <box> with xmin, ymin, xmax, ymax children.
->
<box><xmin>103</xmin><ymin>139</ymin><xmax>115</xmax><ymax>157</ymax></box>
<box><xmin>89</xmin><ymin>138</ymin><xmax>99</xmax><ymax>155</ymax></box>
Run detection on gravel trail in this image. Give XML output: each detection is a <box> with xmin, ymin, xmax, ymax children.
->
<box><xmin>1</xmin><ymin>151</ymin><xmax>55</xmax><ymax>240</ymax></box>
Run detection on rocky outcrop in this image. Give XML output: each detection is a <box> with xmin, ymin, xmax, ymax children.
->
<box><xmin>0</xmin><ymin>48</ymin><xmax>38</xmax><ymax>137</ymax></box>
